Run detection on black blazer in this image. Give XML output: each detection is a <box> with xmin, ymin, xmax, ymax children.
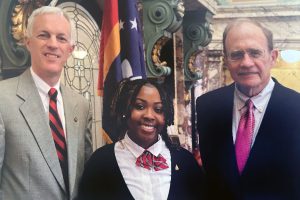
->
<box><xmin>77</xmin><ymin>143</ymin><xmax>204</xmax><ymax>200</ymax></box>
<box><xmin>196</xmin><ymin>79</ymin><xmax>300</xmax><ymax>200</ymax></box>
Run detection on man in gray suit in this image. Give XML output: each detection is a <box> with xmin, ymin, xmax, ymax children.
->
<box><xmin>0</xmin><ymin>6</ymin><xmax>93</xmax><ymax>200</ymax></box>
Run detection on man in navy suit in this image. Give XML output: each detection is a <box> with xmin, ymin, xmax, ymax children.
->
<box><xmin>196</xmin><ymin>18</ymin><xmax>300</xmax><ymax>200</ymax></box>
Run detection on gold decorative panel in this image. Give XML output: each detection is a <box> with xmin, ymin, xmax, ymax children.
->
<box><xmin>272</xmin><ymin>57</ymin><xmax>300</xmax><ymax>92</ymax></box>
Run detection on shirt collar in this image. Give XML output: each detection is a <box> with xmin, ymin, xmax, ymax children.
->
<box><xmin>235</xmin><ymin>78</ymin><xmax>275</xmax><ymax>112</ymax></box>
<box><xmin>122</xmin><ymin>133</ymin><xmax>164</xmax><ymax>158</ymax></box>
<box><xmin>30</xmin><ymin>67</ymin><xmax>61</xmax><ymax>98</ymax></box>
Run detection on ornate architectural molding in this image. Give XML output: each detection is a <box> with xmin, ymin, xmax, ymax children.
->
<box><xmin>209</xmin><ymin>2</ymin><xmax>300</xmax><ymax>50</ymax></box>
<box><xmin>0</xmin><ymin>0</ymin><xmax>35</xmax><ymax>72</ymax></box>
<box><xmin>11</xmin><ymin>0</ymin><xmax>46</xmax><ymax>44</ymax></box>
<box><xmin>183</xmin><ymin>9</ymin><xmax>213</xmax><ymax>82</ymax></box>
<box><xmin>215</xmin><ymin>2</ymin><xmax>300</xmax><ymax>18</ymax></box>
<box><xmin>190</xmin><ymin>0</ymin><xmax>218</xmax><ymax>14</ymax></box>
<box><xmin>142</xmin><ymin>0</ymin><xmax>184</xmax><ymax>78</ymax></box>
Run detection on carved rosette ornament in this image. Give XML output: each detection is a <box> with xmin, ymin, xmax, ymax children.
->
<box><xmin>142</xmin><ymin>0</ymin><xmax>184</xmax><ymax>78</ymax></box>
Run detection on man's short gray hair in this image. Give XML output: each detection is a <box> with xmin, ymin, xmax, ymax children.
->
<box><xmin>26</xmin><ymin>6</ymin><xmax>76</xmax><ymax>45</ymax></box>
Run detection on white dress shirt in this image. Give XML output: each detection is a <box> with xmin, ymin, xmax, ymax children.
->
<box><xmin>232</xmin><ymin>78</ymin><xmax>275</xmax><ymax>146</ymax></box>
<box><xmin>115</xmin><ymin>134</ymin><xmax>171</xmax><ymax>200</ymax></box>
<box><xmin>30</xmin><ymin>67</ymin><xmax>67</xmax><ymax>139</ymax></box>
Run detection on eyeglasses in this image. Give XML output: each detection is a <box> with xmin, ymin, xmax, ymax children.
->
<box><xmin>227</xmin><ymin>48</ymin><xmax>265</xmax><ymax>61</ymax></box>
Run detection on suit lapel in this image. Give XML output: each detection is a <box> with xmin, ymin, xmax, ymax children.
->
<box><xmin>244</xmin><ymin>81</ymin><xmax>279</xmax><ymax>174</ymax></box>
<box><xmin>218</xmin><ymin>85</ymin><xmax>241</xmax><ymax>185</ymax></box>
<box><xmin>61</xmin><ymin>86</ymin><xmax>79</xmax><ymax>195</ymax></box>
<box><xmin>17</xmin><ymin>69</ymin><xmax>66</xmax><ymax>192</ymax></box>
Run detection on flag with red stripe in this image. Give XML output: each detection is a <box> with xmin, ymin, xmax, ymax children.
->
<box><xmin>98</xmin><ymin>0</ymin><xmax>146</xmax><ymax>143</ymax></box>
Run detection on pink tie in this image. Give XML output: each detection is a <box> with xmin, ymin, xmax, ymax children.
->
<box><xmin>136</xmin><ymin>150</ymin><xmax>169</xmax><ymax>171</ymax></box>
<box><xmin>235</xmin><ymin>99</ymin><xmax>255</xmax><ymax>174</ymax></box>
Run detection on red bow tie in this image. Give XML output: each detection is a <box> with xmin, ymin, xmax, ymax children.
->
<box><xmin>136</xmin><ymin>150</ymin><xmax>169</xmax><ymax>171</ymax></box>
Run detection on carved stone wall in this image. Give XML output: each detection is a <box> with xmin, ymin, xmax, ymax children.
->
<box><xmin>209</xmin><ymin>3</ymin><xmax>300</xmax><ymax>50</ymax></box>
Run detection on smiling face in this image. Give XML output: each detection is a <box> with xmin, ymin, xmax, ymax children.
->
<box><xmin>25</xmin><ymin>13</ymin><xmax>74</xmax><ymax>86</ymax></box>
<box><xmin>127</xmin><ymin>84</ymin><xmax>165</xmax><ymax>149</ymax></box>
<box><xmin>224</xmin><ymin>22</ymin><xmax>278</xmax><ymax>97</ymax></box>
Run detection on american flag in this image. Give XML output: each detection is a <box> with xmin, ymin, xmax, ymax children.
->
<box><xmin>98</xmin><ymin>0</ymin><xmax>146</xmax><ymax>143</ymax></box>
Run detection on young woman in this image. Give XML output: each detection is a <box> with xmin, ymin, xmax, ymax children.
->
<box><xmin>77</xmin><ymin>79</ymin><xmax>203</xmax><ymax>200</ymax></box>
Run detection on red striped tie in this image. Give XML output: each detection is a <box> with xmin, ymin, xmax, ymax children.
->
<box><xmin>48</xmin><ymin>88</ymin><xmax>69</xmax><ymax>194</ymax></box>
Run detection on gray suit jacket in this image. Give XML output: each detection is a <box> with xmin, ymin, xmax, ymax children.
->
<box><xmin>0</xmin><ymin>69</ymin><xmax>93</xmax><ymax>200</ymax></box>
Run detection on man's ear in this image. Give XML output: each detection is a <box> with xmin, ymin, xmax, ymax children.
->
<box><xmin>69</xmin><ymin>45</ymin><xmax>75</xmax><ymax>53</ymax></box>
<box><xmin>24</xmin><ymin>37</ymin><xmax>30</xmax><ymax>51</ymax></box>
<box><xmin>270</xmin><ymin>49</ymin><xmax>279</xmax><ymax>66</ymax></box>
<box><xmin>223</xmin><ymin>56</ymin><xmax>229</xmax><ymax>68</ymax></box>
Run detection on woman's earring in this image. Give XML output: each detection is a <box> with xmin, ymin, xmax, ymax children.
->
<box><xmin>122</xmin><ymin>114</ymin><xmax>126</xmax><ymax>119</ymax></box>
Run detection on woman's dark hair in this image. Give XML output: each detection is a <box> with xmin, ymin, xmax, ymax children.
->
<box><xmin>110</xmin><ymin>78</ymin><xmax>175</xmax><ymax>149</ymax></box>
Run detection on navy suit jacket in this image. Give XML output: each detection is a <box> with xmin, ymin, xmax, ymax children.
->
<box><xmin>77</xmin><ymin>143</ymin><xmax>204</xmax><ymax>200</ymax></box>
<box><xmin>196</xmin><ymin>79</ymin><xmax>300</xmax><ymax>200</ymax></box>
